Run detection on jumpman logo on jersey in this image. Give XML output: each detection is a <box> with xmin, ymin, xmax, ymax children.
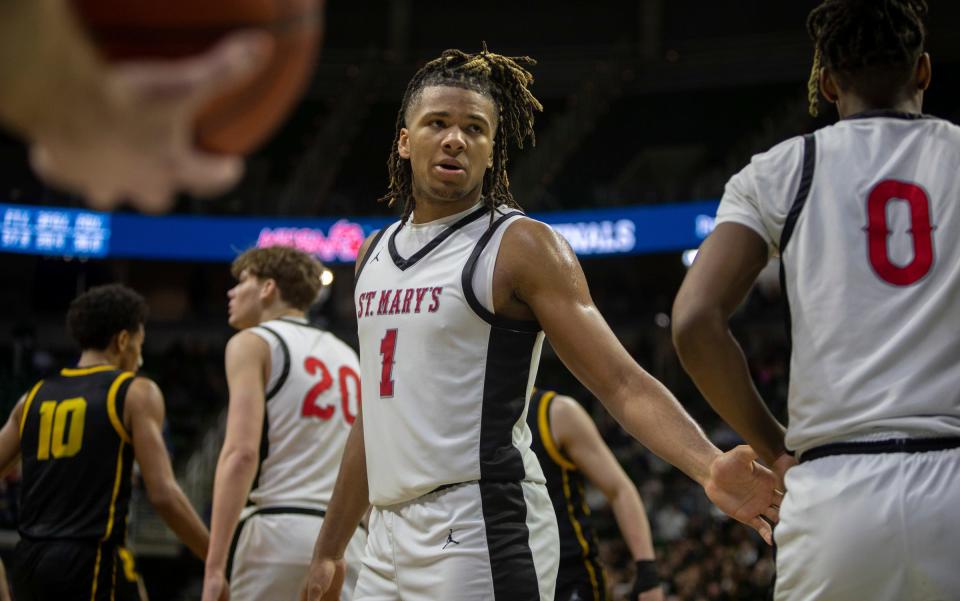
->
<box><xmin>371</xmin><ymin>249</ymin><xmax>382</xmax><ymax>263</ymax></box>
<box><xmin>442</xmin><ymin>528</ymin><xmax>460</xmax><ymax>550</ymax></box>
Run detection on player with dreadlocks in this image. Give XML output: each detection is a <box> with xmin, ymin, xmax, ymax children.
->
<box><xmin>303</xmin><ymin>46</ymin><xmax>781</xmax><ymax>601</ymax></box>
<box><xmin>674</xmin><ymin>1</ymin><xmax>960</xmax><ymax>599</ymax></box>
<box><xmin>380</xmin><ymin>44</ymin><xmax>541</xmax><ymax>224</ymax></box>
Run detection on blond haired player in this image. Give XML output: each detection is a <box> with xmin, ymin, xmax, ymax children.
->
<box><xmin>202</xmin><ymin>247</ymin><xmax>365</xmax><ymax>601</ymax></box>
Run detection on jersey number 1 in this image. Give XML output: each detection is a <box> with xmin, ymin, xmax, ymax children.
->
<box><xmin>379</xmin><ymin>329</ymin><xmax>397</xmax><ymax>398</ymax></box>
<box><xmin>866</xmin><ymin>180</ymin><xmax>934</xmax><ymax>286</ymax></box>
<box><xmin>36</xmin><ymin>397</ymin><xmax>87</xmax><ymax>460</ymax></box>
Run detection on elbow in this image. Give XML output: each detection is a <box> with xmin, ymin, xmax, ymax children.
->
<box><xmin>221</xmin><ymin>446</ymin><xmax>259</xmax><ymax>472</ymax></box>
<box><xmin>671</xmin><ymin>302</ymin><xmax>725</xmax><ymax>364</ymax></box>
<box><xmin>146</xmin><ymin>482</ymin><xmax>179</xmax><ymax>511</ymax></box>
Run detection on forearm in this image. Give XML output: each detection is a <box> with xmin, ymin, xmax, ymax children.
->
<box><xmin>313</xmin><ymin>417</ymin><xmax>370</xmax><ymax>560</ymax></box>
<box><xmin>0</xmin><ymin>0</ymin><xmax>106</xmax><ymax>137</ymax></box>
<box><xmin>150</xmin><ymin>485</ymin><xmax>210</xmax><ymax>560</ymax></box>
<box><xmin>609</xmin><ymin>484</ymin><xmax>655</xmax><ymax>561</ymax></box>
<box><xmin>674</xmin><ymin>314</ymin><xmax>786</xmax><ymax>465</ymax></box>
<box><xmin>603</xmin><ymin>369</ymin><xmax>720</xmax><ymax>486</ymax></box>
<box><xmin>205</xmin><ymin>449</ymin><xmax>258</xmax><ymax>573</ymax></box>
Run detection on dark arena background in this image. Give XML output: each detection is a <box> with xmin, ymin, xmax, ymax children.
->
<box><xmin>2</xmin><ymin>2</ymin><xmax>960</xmax><ymax>599</ymax></box>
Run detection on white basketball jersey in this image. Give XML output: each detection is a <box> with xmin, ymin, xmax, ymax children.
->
<box><xmin>246</xmin><ymin>317</ymin><xmax>361</xmax><ymax>508</ymax></box>
<box><xmin>717</xmin><ymin>111</ymin><xmax>960</xmax><ymax>453</ymax></box>
<box><xmin>355</xmin><ymin>203</ymin><xmax>546</xmax><ymax>506</ymax></box>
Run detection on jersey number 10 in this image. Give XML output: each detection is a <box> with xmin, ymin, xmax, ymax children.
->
<box><xmin>36</xmin><ymin>398</ymin><xmax>87</xmax><ymax>460</ymax></box>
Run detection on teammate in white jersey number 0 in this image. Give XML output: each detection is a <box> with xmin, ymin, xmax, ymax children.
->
<box><xmin>673</xmin><ymin>1</ymin><xmax>960</xmax><ymax>600</ymax></box>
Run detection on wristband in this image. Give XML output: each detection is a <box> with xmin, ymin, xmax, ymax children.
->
<box><xmin>631</xmin><ymin>559</ymin><xmax>660</xmax><ymax>596</ymax></box>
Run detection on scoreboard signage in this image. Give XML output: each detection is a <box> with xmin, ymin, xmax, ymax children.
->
<box><xmin>1</xmin><ymin>200</ymin><xmax>719</xmax><ymax>263</ymax></box>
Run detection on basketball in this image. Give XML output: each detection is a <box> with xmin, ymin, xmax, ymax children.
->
<box><xmin>72</xmin><ymin>0</ymin><xmax>324</xmax><ymax>154</ymax></box>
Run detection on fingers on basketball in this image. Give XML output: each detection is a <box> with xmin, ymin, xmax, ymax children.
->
<box><xmin>178</xmin><ymin>31</ymin><xmax>274</xmax><ymax>112</ymax></box>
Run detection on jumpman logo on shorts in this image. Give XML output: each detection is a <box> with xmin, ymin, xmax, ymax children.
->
<box><xmin>442</xmin><ymin>528</ymin><xmax>460</xmax><ymax>550</ymax></box>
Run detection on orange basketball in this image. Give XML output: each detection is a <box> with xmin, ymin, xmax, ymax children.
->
<box><xmin>73</xmin><ymin>0</ymin><xmax>324</xmax><ymax>154</ymax></box>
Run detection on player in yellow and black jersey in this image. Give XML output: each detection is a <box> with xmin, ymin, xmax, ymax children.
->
<box><xmin>528</xmin><ymin>389</ymin><xmax>664</xmax><ymax>601</ymax></box>
<box><xmin>0</xmin><ymin>284</ymin><xmax>213</xmax><ymax>601</ymax></box>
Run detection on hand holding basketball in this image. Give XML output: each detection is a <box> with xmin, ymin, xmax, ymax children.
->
<box><xmin>30</xmin><ymin>31</ymin><xmax>271</xmax><ymax>212</ymax></box>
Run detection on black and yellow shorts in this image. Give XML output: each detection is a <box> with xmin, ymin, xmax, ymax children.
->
<box><xmin>11</xmin><ymin>538</ymin><xmax>141</xmax><ymax>601</ymax></box>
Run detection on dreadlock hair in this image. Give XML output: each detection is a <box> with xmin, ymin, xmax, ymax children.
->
<box><xmin>806</xmin><ymin>0</ymin><xmax>928</xmax><ymax>116</ymax></box>
<box><xmin>381</xmin><ymin>44</ymin><xmax>543</xmax><ymax>224</ymax></box>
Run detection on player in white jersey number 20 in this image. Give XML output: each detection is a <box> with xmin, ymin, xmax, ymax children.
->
<box><xmin>303</xmin><ymin>47</ymin><xmax>782</xmax><ymax>601</ymax></box>
<box><xmin>202</xmin><ymin>247</ymin><xmax>365</xmax><ymax>601</ymax></box>
<box><xmin>674</xmin><ymin>1</ymin><xmax>960</xmax><ymax>600</ymax></box>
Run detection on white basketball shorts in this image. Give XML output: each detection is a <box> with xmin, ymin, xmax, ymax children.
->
<box><xmin>228</xmin><ymin>508</ymin><xmax>367</xmax><ymax>601</ymax></box>
<box><xmin>355</xmin><ymin>480</ymin><xmax>559</xmax><ymax>601</ymax></box>
<box><xmin>774</xmin><ymin>446</ymin><xmax>960</xmax><ymax>601</ymax></box>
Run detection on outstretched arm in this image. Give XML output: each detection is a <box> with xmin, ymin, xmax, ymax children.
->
<box><xmin>498</xmin><ymin>219</ymin><xmax>780</xmax><ymax>541</ymax></box>
<box><xmin>672</xmin><ymin>222</ymin><xmax>794</xmax><ymax>480</ymax></box>
<box><xmin>127</xmin><ymin>377</ymin><xmax>210</xmax><ymax>560</ymax></box>
<box><xmin>202</xmin><ymin>331</ymin><xmax>270</xmax><ymax>601</ymax></box>
<box><xmin>550</xmin><ymin>395</ymin><xmax>663</xmax><ymax>600</ymax></box>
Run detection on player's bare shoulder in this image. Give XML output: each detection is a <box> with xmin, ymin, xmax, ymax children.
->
<box><xmin>548</xmin><ymin>394</ymin><xmax>593</xmax><ymax>443</ymax></box>
<box><xmin>125</xmin><ymin>376</ymin><xmax>163</xmax><ymax>411</ymax></box>
<box><xmin>123</xmin><ymin>375</ymin><xmax>166</xmax><ymax>435</ymax></box>
<box><xmin>497</xmin><ymin>217</ymin><xmax>578</xmax><ymax>283</ymax></box>
<box><xmin>226</xmin><ymin>328</ymin><xmax>271</xmax><ymax>357</ymax></box>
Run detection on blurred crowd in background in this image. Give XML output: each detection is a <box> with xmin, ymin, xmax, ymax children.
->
<box><xmin>0</xmin><ymin>255</ymin><xmax>789</xmax><ymax>601</ymax></box>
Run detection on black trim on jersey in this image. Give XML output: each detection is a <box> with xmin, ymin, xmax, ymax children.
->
<box><xmin>247</xmin><ymin>410</ymin><xmax>270</xmax><ymax>506</ymax></box>
<box><xmin>479</xmin><ymin>328</ymin><xmax>539</xmax><ymax>481</ymax></box>
<box><xmin>778</xmin><ymin>133</ymin><xmax>817</xmax><ymax>254</ymax></box>
<box><xmin>479</xmin><ymin>481</ymin><xmax>541</xmax><ymax>601</ymax></box>
<box><xmin>277</xmin><ymin>317</ymin><xmax>327</xmax><ymax>332</ymax></box>
<box><xmin>388</xmin><ymin>205</ymin><xmax>488</xmax><ymax>271</ymax></box>
<box><xmin>462</xmin><ymin>211</ymin><xmax>541</xmax><ymax>333</ymax></box>
<box><xmin>256</xmin><ymin>325</ymin><xmax>290</xmax><ymax>401</ymax></box>
<box><xmin>245</xmin><ymin>325</ymin><xmax>285</xmax><ymax>504</ymax></box>
<box><xmin>777</xmin><ymin>133</ymin><xmax>816</xmax><ymax>407</ymax></box>
<box><xmin>354</xmin><ymin>228</ymin><xmax>387</xmax><ymax>282</ymax></box>
<box><xmin>226</xmin><ymin>516</ymin><xmax>245</xmax><ymax>583</ymax></box>
<box><xmin>800</xmin><ymin>437</ymin><xmax>960</xmax><ymax>463</ymax></box>
<box><xmin>843</xmin><ymin>109</ymin><xmax>934</xmax><ymax>122</ymax></box>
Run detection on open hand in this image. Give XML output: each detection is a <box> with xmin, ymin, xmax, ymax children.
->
<box><xmin>704</xmin><ymin>445</ymin><xmax>783</xmax><ymax>544</ymax></box>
